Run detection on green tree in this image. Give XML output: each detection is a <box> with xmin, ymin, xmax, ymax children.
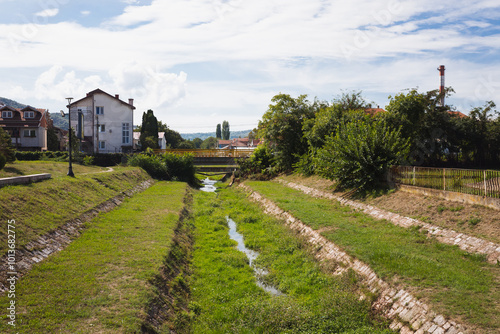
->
<box><xmin>0</xmin><ymin>127</ymin><xmax>15</xmax><ymax>165</ymax></box>
<box><xmin>192</xmin><ymin>138</ymin><xmax>203</xmax><ymax>148</ymax></box>
<box><xmin>178</xmin><ymin>141</ymin><xmax>195</xmax><ymax>149</ymax></box>
<box><xmin>222</xmin><ymin>120</ymin><xmax>230</xmax><ymax>140</ymax></box>
<box><xmin>258</xmin><ymin>94</ymin><xmax>319</xmax><ymax>171</ymax></box>
<box><xmin>315</xmin><ymin>117</ymin><xmax>410</xmax><ymax>192</ymax></box>
<box><xmin>201</xmin><ymin>136</ymin><xmax>217</xmax><ymax>149</ymax></box>
<box><xmin>216</xmin><ymin>124</ymin><xmax>222</xmax><ymax>139</ymax></box>
<box><xmin>164</xmin><ymin>128</ymin><xmax>184</xmax><ymax>148</ymax></box>
<box><xmin>333</xmin><ymin>90</ymin><xmax>371</xmax><ymax>111</ymax></box>
<box><xmin>139</xmin><ymin>110</ymin><xmax>159</xmax><ymax>150</ymax></box>
<box><xmin>46</xmin><ymin>113</ymin><xmax>60</xmax><ymax>151</ymax></box>
<box><xmin>68</xmin><ymin>128</ymin><xmax>80</xmax><ymax>155</ymax></box>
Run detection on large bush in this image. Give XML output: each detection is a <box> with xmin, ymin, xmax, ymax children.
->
<box><xmin>315</xmin><ymin>118</ymin><xmax>410</xmax><ymax>191</ymax></box>
<box><xmin>128</xmin><ymin>153</ymin><xmax>197</xmax><ymax>185</ymax></box>
<box><xmin>238</xmin><ymin>144</ymin><xmax>276</xmax><ymax>177</ymax></box>
<box><xmin>128</xmin><ymin>154</ymin><xmax>169</xmax><ymax>180</ymax></box>
<box><xmin>163</xmin><ymin>153</ymin><xmax>197</xmax><ymax>184</ymax></box>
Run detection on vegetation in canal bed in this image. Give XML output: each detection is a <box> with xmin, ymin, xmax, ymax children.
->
<box><xmin>188</xmin><ymin>187</ymin><xmax>391</xmax><ymax>333</ymax></box>
<box><xmin>245</xmin><ymin>181</ymin><xmax>500</xmax><ymax>331</ymax></box>
<box><xmin>0</xmin><ymin>181</ymin><xmax>188</xmax><ymax>333</ymax></box>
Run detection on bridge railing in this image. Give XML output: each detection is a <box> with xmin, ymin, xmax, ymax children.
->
<box><xmin>153</xmin><ymin>149</ymin><xmax>254</xmax><ymax>158</ymax></box>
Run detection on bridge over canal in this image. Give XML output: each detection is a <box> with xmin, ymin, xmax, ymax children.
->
<box><xmin>154</xmin><ymin>149</ymin><xmax>253</xmax><ymax>175</ymax></box>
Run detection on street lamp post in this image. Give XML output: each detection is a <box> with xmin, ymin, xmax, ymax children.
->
<box><xmin>66</xmin><ymin>97</ymin><xmax>75</xmax><ymax>177</ymax></box>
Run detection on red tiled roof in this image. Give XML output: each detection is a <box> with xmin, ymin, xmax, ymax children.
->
<box><xmin>448</xmin><ymin>111</ymin><xmax>468</xmax><ymax>118</ymax></box>
<box><xmin>364</xmin><ymin>108</ymin><xmax>386</xmax><ymax>116</ymax></box>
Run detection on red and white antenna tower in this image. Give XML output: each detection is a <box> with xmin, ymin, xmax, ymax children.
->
<box><xmin>437</xmin><ymin>65</ymin><xmax>445</xmax><ymax>107</ymax></box>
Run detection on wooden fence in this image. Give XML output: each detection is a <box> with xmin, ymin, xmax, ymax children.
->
<box><xmin>153</xmin><ymin>149</ymin><xmax>254</xmax><ymax>158</ymax></box>
<box><xmin>390</xmin><ymin>166</ymin><xmax>500</xmax><ymax>198</ymax></box>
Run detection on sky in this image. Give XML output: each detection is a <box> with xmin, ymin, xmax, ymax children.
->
<box><xmin>1</xmin><ymin>0</ymin><xmax>500</xmax><ymax>133</ymax></box>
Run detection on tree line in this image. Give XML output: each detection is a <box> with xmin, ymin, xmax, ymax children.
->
<box><xmin>138</xmin><ymin>110</ymin><xmax>222</xmax><ymax>150</ymax></box>
<box><xmin>240</xmin><ymin>89</ymin><xmax>500</xmax><ymax>192</ymax></box>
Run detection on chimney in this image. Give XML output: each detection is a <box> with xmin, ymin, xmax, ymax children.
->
<box><xmin>115</xmin><ymin>94</ymin><xmax>119</xmax><ymax>99</ymax></box>
<box><xmin>438</xmin><ymin>65</ymin><xmax>445</xmax><ymax>107</ymax></box>
<box><xmin>128</xmin><ymin>98</ymin><xmax>134</xmax><ymax>106</ymax></box>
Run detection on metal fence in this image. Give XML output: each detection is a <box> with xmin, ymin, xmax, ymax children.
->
<box><xmin>153</xmin><ymin>149</ymin><xmax>254</xmax><ymax>158</ymax></box>
<box><xmin>390</xmin><ymin>166</ymin><xmax>500</xmax><ymax>199</ymax></box>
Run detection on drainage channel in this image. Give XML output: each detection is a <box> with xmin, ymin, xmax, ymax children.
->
<box><xmin>200</xmin><ymin>178</ymin><xmax>282</xmax><ymax>296</ymax></box>
<box><xmin>227</xmin><ymin>217</ymin><xmax>283</xmax><ymax>296</ymax></box>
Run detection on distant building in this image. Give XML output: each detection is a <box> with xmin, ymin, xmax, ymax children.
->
<box><xmin>218</xmin><ymin>138</ymin><xmax>261</xmax><ymax>149</ymax></box>
<box><xmin>133</xmin><ymin>131</ymin><xmax>167</xmax><ymax>150</ymax></box>
<box><xmin>0</xmin><ymin>105</ymin><xmax>49</xmax><ymax>151</ymax></box>
<box><xmin>68</xmin><ymin>89</ymin><xmax>135</xmax><ymax>153</ymax></box>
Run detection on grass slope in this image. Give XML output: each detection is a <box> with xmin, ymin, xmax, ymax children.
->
<box><xmin>246</xmin><ymin>181</ymin><xmax>500</xmax><ymax>331</ymax></box>
<box><xmin>0</xmin><ymin>166</ymin><xmax>151</xmax><ymax>255</ymax></box>
<box><xmin>0</xmin><ymin>181</ymin><xmax>188</xmax><ymax>333</ymax></box>
<box><xmin>188</xmin><ymin>187</ymin><xmax>391</xmax><ymax>333</ymax></box>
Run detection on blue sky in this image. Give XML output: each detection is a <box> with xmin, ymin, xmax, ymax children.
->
<box><xmin>1</xmin><ymin>0</ymin><xmax>500</xmax><ymax>132</ymax></box>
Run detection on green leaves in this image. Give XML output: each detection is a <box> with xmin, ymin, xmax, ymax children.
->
<box><xmin>315</xmin><ymin>118</ymin><xmax>410</xmax><ymax>191</ymax></box>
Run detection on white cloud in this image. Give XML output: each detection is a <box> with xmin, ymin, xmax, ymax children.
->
<box><xmin>81</xmin><ymin>10</ymin><xmax>91</xmax><ymax>16</ymax></box>
<box><xmin>35</xmin><ymin>8</ymin><xmax>59</xmax><ymax>18</ymax></box>
<box><xmin>1</xmin><ymin>0</ymin><xmax>500</xmax><ymax>131</ymax></box>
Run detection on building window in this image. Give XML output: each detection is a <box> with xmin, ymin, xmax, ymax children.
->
<box><xmin>24</xmin><ymin>111</ymin><xmax>35</xmax><ymax>118</ymax></box>
<box><xmin>98</xmin><ymin>141</ymin><xmax>106</xmax><ymax>149</ymax></box>
<box><xmin>23</xmin><ymin>129</ymin><xmax>36</xmax><ymax>138</ymax></box>
<box><xmin>122</xmin><ymin>123</ymin><xmax>130</xmax><ymax>144</ymax></box>
<box><xmin>96</xmin><ymin>106</ymin><xmax>104</xmax><ymax>115</ymax></box>
<box><xmin>98</xmin><ymin>124</ymin><xmax>106</xmax><ymax>133</ymax></box>
<box><xmin>2</xmin><ymin>111</ymin><xmax>12</xmax><ymax>118</ymax></box>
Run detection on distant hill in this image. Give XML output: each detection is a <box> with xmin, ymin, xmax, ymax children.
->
<box><xmin>0</xmin><ymin>97</ymin><xmax>26</xmax><ymax>109</ymax></box>
<box><xmin>50</xmin><ymin>113</ymin><xmax>69</xmax><ymax>129</ymax></box>
<box><xmin>181</xmin><ymin>129</ymin><xmax>251</xmax><ymax>141</ymax></box>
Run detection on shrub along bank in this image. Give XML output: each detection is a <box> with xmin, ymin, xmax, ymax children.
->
<box><xmin>0</xmin><ymin>167</ymin><xmax>151</xmax><ymax>255</ymax></box>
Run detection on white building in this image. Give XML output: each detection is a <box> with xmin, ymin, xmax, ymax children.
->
<box><xmin>68</xmin><ymin>89</ymin><xmax>135</xmax><ymax>153</ymax></box>
<box><xmin>0</xmin><ymin>105</ymin><xmax>49</xmax><ymax>151</ymax></box>
<box><xmin>133</xmin><ymin>131</ymin><xmax>167</xmax><ymax>150</ymax></box>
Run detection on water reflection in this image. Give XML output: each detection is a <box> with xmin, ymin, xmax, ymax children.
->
<box><xmin>227</xmin><ymin>217</ymin><xmax>283</xmax><ymax>296</ymax></box>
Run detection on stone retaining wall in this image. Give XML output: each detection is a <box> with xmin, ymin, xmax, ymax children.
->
<box><xmin>0</xmin><ymin>173</ymin><xmax>51</xmax><ymax>187</ymax></box>
<box><xmin>279</xmin><ymin>180</ymin><xmax>500</xmax><ymax>265</ymax></box>
<box><xmin>0</xmin><ymin>180</ymin><xmax>154</xmax><ymax>294</ymax></box>
<box><xmin>239</xmin><ymin>183</ymin><xmax>468</xmax><ymax>334</ymax></box>
<box><xmin>398</xmin><ymin>185</ymin><xmax>500</xmax><ymax>211</ymax></box>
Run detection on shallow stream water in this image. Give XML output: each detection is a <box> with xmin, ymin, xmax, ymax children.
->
<box><xmin>200</xmin><ymin>178</ymin><xmax>282</xmax><ymax>295</ymax></box>
<box><xmin>227</xmin><ymin>217</ymin><xmax>283</xmax><ymax>296</ymax></box>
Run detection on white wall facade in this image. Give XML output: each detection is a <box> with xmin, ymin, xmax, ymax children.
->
<box><xmin>69</xmin><ymin>91</ymin><xmax>134</xmax><ymax>153</ymax></box>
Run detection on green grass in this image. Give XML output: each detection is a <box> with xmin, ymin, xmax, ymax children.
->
<box><xmin>0</xmin><ymin>181</ymin><xmax>188</xmax><ymax>333</ymax></box>
<box><xmin>245</xmin><ymin>181</ymin><xmax>500</xmax><ymax>330</ymax></box>
<box><xmin>0</xmin><ymin>161</ymin><xmax>108</xmax><ymax>178</ymax></box>
<box><xmin>188</xmin><ymin>188</ymin><xmax>391</xmax><ymax>333</ymax></box>
<box><xmin>0</xmin><ymin>167</ymin><xmax>151</xmax><ymax>254</ymax></box>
